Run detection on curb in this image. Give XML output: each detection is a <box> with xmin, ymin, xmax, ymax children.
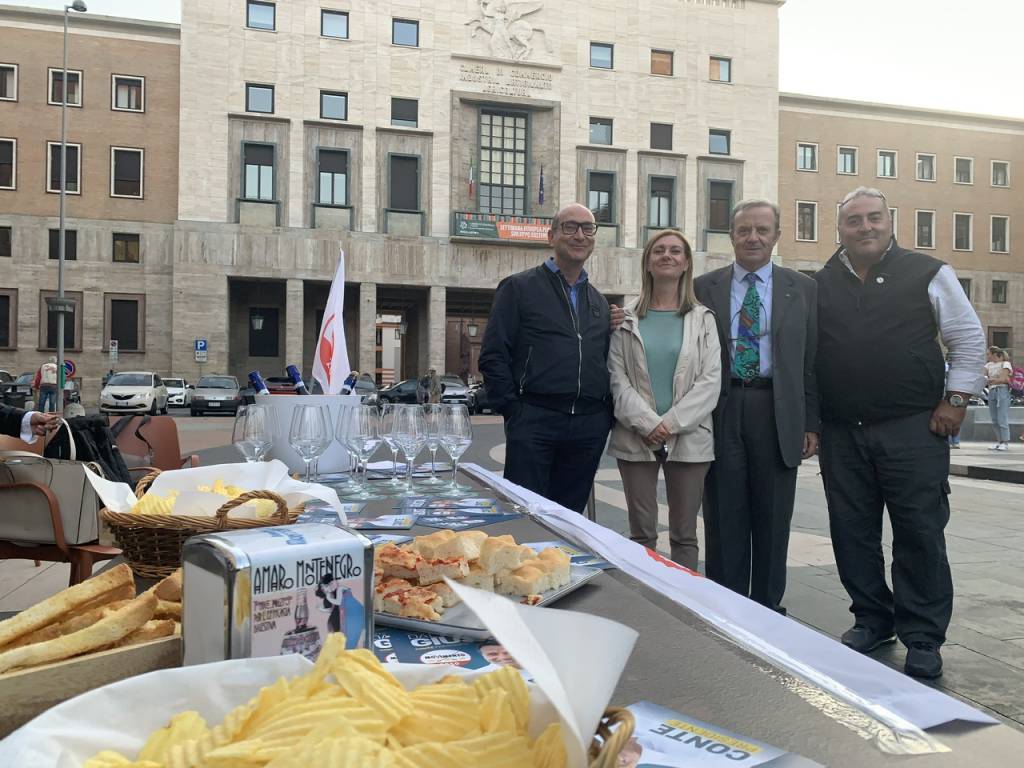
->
<box><xmin>949</xmin><ymin>463</ymin><xmax>1024</xmax><ymax>485</ymax></box>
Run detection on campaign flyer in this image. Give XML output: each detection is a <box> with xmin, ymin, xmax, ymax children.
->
<box><xmin>416</xmin><ymin>514</ymin><xmax>499</xmax><ymax>530</ymax></box>
<box><xmin>372</xmin><ymin>628</ymin><xmax>532</xmax><ymax>680</ymax></box>
<box><xmin>397</xmin><ymin>497</ymin><xmax>504</xmax><ymax>512</ymax></box>
<box><xmin>347</xmin><ymin>514</ymin><xmax>420</xmax><ymax>530</ymax></box>
<box><xmin>366</xmin><ymin>533</ymin><xmax>413</xmax><ymax>546</ymax></box>
<box><xmin>621</xmin><ymin>701</ymin><xmax>819</xmax><ymax>767</ymax></box>
<box><xmin>526</xmin><ymin>540</ymin><xmax>613</xmax><ymax>571</ymax></box>
<box><xmin>296</xmin><ymin>503</ymin><xmax>366</xmax><ymax>528</ymax></box>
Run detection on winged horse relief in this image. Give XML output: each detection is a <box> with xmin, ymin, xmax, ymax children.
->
<box><xmin>466</xmin><ymin>0</ymin><xmax>554</xmax><ymax>61</ymax></box>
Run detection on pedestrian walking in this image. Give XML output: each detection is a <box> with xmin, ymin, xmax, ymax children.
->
<box><xmin>608</xmin><ymin>230</ymin><xmax>720</xmax><ymax>569</ymax></box>
<box><xmin>694</xmin><ymin>199</ymin><xmax>820</xmax><ymax>613</ymax></box>
<box><xmin>479</xmin><ymin>202</ymin><xmax>624</xmax><ymax>514</ymax></box>
<box><xmin>427</xmin><ymin>369</ymin><xmax>442</xmax><ymax>404</ymax></box>
<box><xmin>33</xmin><ymin>356</ymin><xmax>59</xmax><ymax>413</ymax></box>
<box><xmin>815</xmin><ymin>186</ymin><xmax>986</xmax><ymax>679</ymax></box>
<box><xmin>985</xmin><ymin>347</ymin><xmax>1012</xmax><ymax>451</ymax></box>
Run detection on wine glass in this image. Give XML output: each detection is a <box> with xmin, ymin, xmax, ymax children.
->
<box><xmin>438</xmin><ymin>404</ymin><xmax>473</xmax><ymax>496</ymax></box>
<box><xmin>309</xmin><ymin>403</ymin><xmax>333</xmax><ymax>481</ymax></box>
<box><xmin>378</xmin><ymin>403</ymin><xmax>408</xmax><ymax>488</ymax></box>
<box><xmin>419</xmin><ymin>403</ymin><xmax>447</xmax><ymax>486</ymax></box>
<box><xmin>392</xmin><ymin>404</ymin><xmax>427</xmax><ymax>497</ymax></box>
<box><xmin>337</xmin><ymin>404</ymin><xmax>384</xmax><ymax>501</ymax></box>
<box><xmin>288</xmin><ymin>404</ymin><xmax>331</xmax><ymax>482</ymax></box>
<box><xmin>232</xmin><ymin>404</ymin><xmax>277</xmax><ymax>462</ymax></box>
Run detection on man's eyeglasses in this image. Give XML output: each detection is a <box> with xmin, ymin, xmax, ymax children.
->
<box><xmin>558</xmin><ymin>221</ymin><xmax>599</xmax><ymax>236</ymax></box>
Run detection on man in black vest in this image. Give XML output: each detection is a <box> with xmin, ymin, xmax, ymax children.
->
<box><xmin>479</xmin><ymin>202</ymin><xmax>620</xmax><ymax>514</ymax></box>
<box><xmin>815</xmin><ymin>187</ymin><xmax>985</xmax><ymax>679</ymax></box>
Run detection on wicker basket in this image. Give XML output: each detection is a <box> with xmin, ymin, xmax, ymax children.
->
<box><xmin>100</xmin><ymin>470</ymin><xmax>302</xmax><ymax>578</ymax></box>
<box><xmin>588</xmin><ymin>707</ymin><xmax>636</xmax><ymax>767</ymax></box>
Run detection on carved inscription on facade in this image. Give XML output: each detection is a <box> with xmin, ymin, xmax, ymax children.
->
<box><xmin>458</xmin><ymin>63</ymin><xmax>553</xmax><ymax>97</ymax></box>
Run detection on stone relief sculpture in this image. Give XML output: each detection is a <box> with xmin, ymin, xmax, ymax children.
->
<box><xmin>466</xmin><ymin>0</ymin><xmax>553</xmax><ymax>61</ymax></box>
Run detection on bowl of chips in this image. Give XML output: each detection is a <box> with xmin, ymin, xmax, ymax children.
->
<box><xmin>0</xmin><ymin>633</ymin><xmax>635</xmax><ymax>767</ymax></box>
<box><xmin>101</xmin><ymin>470</ymin><xmax>301</xmax><ymax>579</ymax></box>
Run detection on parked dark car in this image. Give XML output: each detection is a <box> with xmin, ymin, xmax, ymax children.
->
<box><xmin>376</xmin><ymin>378</ymin><xmax>421</xmax><ymax>404</ymax></box>
<box><xmin>1</xmin><ymin>372</ymin><xmax>36</xmax><ymax>409</ymax></box>
<box><xmin>467</xmin><ymin>383</ymin><xmax>495</xmax><ymax>414</ymax></box>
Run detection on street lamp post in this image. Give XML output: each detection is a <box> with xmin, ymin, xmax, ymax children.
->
<box><xmin>51</xmin><ymin>0</ymin><xmax>87</xmax><ymax>412</ymax></box>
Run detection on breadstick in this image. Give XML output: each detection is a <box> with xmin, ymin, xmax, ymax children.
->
<box><xmin>118</xmin><ymin>619</ymin><xmax>177</xmax><ymax>647</ymax></box>
<box><xmin>0</xmin><ymin>592</ymin><xmax>156</xmax><ymax>674</ymax></box>
<box><xmin>154</xmin><ymin>569</ymin><xmax>182</xmax><ymax>602</ymax></box>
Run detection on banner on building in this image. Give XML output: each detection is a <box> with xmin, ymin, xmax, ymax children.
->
<box><xmin>452</xmin><ymin>213</ymin><xmax>550</xmax><ymax>243</ymax></box>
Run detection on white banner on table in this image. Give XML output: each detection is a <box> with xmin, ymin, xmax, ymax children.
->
<box><xmin>460</xmin><ymin>463</ymin><xmax>996</xmax><ymax>737</ymax></box>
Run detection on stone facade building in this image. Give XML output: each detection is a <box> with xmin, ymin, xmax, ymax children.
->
<box><xmin>779</xmin><ymin>93</ymin><xmax>1024</xmax><ymax>358</ymax></box>
<box><xmin>0</xmin><ymin>4</ymin><xmax>180</xmax><ymax>396</ymax></box>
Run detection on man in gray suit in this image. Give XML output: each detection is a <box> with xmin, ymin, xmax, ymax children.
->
<box><xmin>694</xmin><ymin>199</ymin><xmax>819</xmax><ymax>613</ymax></box>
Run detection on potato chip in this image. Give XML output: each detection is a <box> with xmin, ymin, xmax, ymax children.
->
<box><xmin>455</xmin><ymin>732</ymin><xmax>534</xmax><ymax>767</ymax></box>
<box><xmin>391</xmin><ymin>684</ymin><xmax>481</xmax><ymax>745</ymax></box>
<box><xmin>138</xmin><ymin>711</ymin><xmax>210</xmax><ymax>763</ymax></box>
<box><xmin>532</xmin><ymin>722</ymin><xmax>568</xmax><ymax>768</ymax></box>
<box><xmin>83</xmin><ymin>752</ymin><xmax>161</xmax><ymax>768</ymax></box>
<box><xmin>479</xmin><ymin>687</ymin><xmax>518</xmax><ymax>734</ymax></box>
<box><xmin>331</xmin><ymin>661</ymin><xmax>414</xmax><ymax>727</ymax></box>
<box><xmin>393</xmin><ymin>742</ymin><xmax>476</xmax><ymax>768</ymax></box>
<box><xmin>131</xmin><ymin>491</ymin><xmax>175</xmax><ymax>515</ymax></box>
<box><xmin>473</xmin><ymin>666</ymin><xmax>530</xmax><ymax>732</ymax></box>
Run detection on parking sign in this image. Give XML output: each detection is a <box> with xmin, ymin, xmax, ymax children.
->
<box><xmin>194</xmin><ymin>338</ymin><xmax>208</xmax><ymax>363</ymax></box>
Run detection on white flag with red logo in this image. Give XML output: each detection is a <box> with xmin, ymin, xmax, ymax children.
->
<box><xmin>312</xmin><ymin>249</ymin><xmax>351</xmax><ymax>395</ymax></box>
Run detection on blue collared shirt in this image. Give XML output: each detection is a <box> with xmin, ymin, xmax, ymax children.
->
<box><xmin>545</xmin><ymin>257</ymin><xmax>588</xmax><ymax>313</ymax></box>
<box><xmin>729</xmin><ymin>261</ymin><xmax>773</xmax><ymax>377</ymax></box>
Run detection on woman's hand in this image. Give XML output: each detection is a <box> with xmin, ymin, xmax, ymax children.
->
<box><xmin>644</xmin><ymin>422</ymin><xmax>671</xmax><ymax>446</ymax></box>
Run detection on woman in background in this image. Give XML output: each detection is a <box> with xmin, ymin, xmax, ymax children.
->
<box><xmin>607</xmin><ymin>230</ymin><xmax>721</xmax><ymax>569</ymax></box>
<box><xmin>985</xmin><ymin>346</ymin><xmax>1012</xmax><ymax>451</ymax></box>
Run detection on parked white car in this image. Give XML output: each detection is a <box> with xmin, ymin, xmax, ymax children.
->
<box><xmin>99</xmin><ymin>371</ymin><xmax>169</xmax><ymax>415</ymax></box>
<box><xmin>164</xmin><ymin>377</ymin><xmax>192</xmax><ymax>408</ymax></box>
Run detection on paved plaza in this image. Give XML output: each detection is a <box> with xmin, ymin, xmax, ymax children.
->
<box><xmin>2</xmin><ymin>414</ymin><xmax>1023</xmax><ymax>730</ymax></box>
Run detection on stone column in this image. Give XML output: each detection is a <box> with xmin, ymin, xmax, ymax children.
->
<box><xmin>285</xmin><ymin>278</ymin><xmax>304</xmax><ymax>373</ymax></box>
<box><xmin>359</xmin><ymin>282</ymin><xmax>377</xmax><ymax>377</ymax></box>
<box><xmin>427</xmin><ymin>285</ymin><xmax>446</xmax><ymax>373</ymax></box>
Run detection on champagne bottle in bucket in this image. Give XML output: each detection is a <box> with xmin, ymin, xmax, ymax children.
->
<box><xmin>286</xmin><ymin>364</ymin><xmax>312</xmax><ymax>395</ymax></box>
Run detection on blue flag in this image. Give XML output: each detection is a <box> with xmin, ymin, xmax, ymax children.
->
<box><xmin>538</xmin><ymin>164</ymin><xmax>545</xmax><ymax>205</ymax></box>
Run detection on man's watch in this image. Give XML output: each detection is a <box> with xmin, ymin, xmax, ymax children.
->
<box><xmin>946</xmin><ymin>393</ymin><xmax>967</xmax><ymax>408</ymax></box>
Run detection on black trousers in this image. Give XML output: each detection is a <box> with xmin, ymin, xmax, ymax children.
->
<box><xmin>819</xmin><ymin>411</ymin><xmax>952</xmax><ymax>646</ymax></box>
<box><xmin>703</xmin><ymin>386</ymin><xmax>797</xmax><ymax>612</ymax></box>
<box><xmin>503</xmin><ymin>401</ymin><xmax>612</xmax><ymax>514</ymax></box>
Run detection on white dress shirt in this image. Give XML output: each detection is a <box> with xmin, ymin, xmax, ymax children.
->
<box><xmin>19</xmin><ymin>411</ymin><xmax>39</xmax><ymax>444</ymax></box>
<box><xmin>729</xmin><ymin>261</ymin><xmax>774</xmax><ymax>377</ymax></box>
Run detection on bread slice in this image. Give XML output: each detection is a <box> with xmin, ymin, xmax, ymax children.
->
<box><xmin>478</xmin><ymin>537</ymin><xmax>533</xmax><ymax>575</ymax></box>
<box><xmin>412</xmin><ymin>530</ymin><xmax>456</xmax><ymax>560</ymax></box>
<box><xmin>382</xmin><ymin>587</ymin><xmax>444</xmax><ymax>621</ymax></box>
<box><xmin>537</xmin><ymin>547</ymin><xmax>571</xmax><ymax>590</ymax></box>
<box><xmin>496</xmin><ymin>565</ymin><xmax>548</xmax><ymax>597</ymax></box>
<box><xmin>415</xmin><ymin>557</ymin><xmax>470</xmax><ymax>585</ymax></box>
<box><xmin>373</xmin><ymin>578</ymin><xmax>412</xmax><ymax>612</ymax></box>
<box><xmin>377</xmin><ymin>543</ymin><xmax>422</xmax><ymax>580</ymax></box>
<box><xmin>426</xmin><ymin>582</ymin><xmax>462</xmax><ymax>609</ymax></box>
<box><xmin>457</xmin><ymin>563</ymin><xmax>495</xmax><ymax>592</ymax></box>
<box><xmin>431</xmin><ymin>530</ymin><xmax>488</xmax><ymax>561</ymax></box>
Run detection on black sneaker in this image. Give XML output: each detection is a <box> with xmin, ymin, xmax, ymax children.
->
<box><xmin>905</xmin><ymin>642</ymin><xmax>943</xmax><ymax>679</ymax></box>
<box><xmin>841</xmin><ymin>624</ymin><xmax>897</xmax><ymax>654</ymax></box>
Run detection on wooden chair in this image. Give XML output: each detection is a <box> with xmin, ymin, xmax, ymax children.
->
<box><xmin>0</xmin><ymin>481</ymin><xmax>120</xmax><ymax>586</ymax></box>
<box><xmin>110</xmin><ymin>415</ymin><xmax>199</xmax><ymax>481</ymax></box>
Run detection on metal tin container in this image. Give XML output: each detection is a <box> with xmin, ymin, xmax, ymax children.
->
<box><xmin>182</xmin><ymin>523</ymin><xmax>374</xmax><ymax>666</ymax></box>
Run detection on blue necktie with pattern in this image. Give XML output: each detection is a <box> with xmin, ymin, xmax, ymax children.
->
<box><xmin>733</xmin><ymin>273</ymin><xmax>761</xmax><ymax>381</ymax></box>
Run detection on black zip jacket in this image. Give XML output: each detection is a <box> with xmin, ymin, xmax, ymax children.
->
<box><xmin>479</xmin><ymin>263</ymin><xmax>611</xmax><ymax>415</ymax></box>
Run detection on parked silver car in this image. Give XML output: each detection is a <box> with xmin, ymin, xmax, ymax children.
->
<box><xmin>440</xmin><ymin>375</ymin><xmax>470</xmax><ymax>406</ymax></box>
<box><xmin>190</xmin><ymin>375</ymin><xmax>242</xmax><ymax>416</ymax></box>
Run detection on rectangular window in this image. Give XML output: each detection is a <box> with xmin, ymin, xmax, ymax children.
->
<box><xmin>992</xmin><ymin>280</ymin><xmax>1008</xmax><ymax>304</ymax></box>
<box><xmin>111</xmin><ymin>75</ymin><xmax>144</xmax><ymax>111</ymax></box>
<box><xmin>954</xmin><ymin>156</ymin><xmax>973</xmax><ymax>184</ymax></box>
<box><xmin>393</xmin><ymin>18</ymin><xmax>419</xmax><ymax>47</ymax></box>
<box><xmin>112</xmin><ymin>232</ymin><xmax>140</xmax><ymax>263</ymax></box>
<box><xmin>48</xmin><ymin>68</ymin><xmax>81</xmax><ymax>106</ymax></box>
<box><xmin>246</xmin><ymin>0</ymin><xmax>275</xmax><ymax>30</ymax></box>
<box><xmin>650</xmin><ymin>49</ymin><xmax>673</xmax><ymax>76</ymax></box>
<box><xmin>837</xmin><ymin>146</ymin><xmax>857</xmax><ymax>175</ymax></box>
<box><xmin>916</xmin><ymin>153</ymin><xmax>935</xmax><ymax>181</ymax></box>
<box><xmin>243</xmin><ymin>143</ymin><xmax>274</xmax><ymax>200</ymax></box>
<box><xmin>587</xmin><ymin>172</ymin><xmax>614</xmax><ymax>223</ymax></box>
<box><xmin>389</xmin><ymin>155</ymin><xmax>419</xmax><ymax>211</ymax></box>
<box><xmin>709</xmin><ymin>129</ymin><xmax>731</xmax><ymax>155</ymax></box>
<box><xmin>320</xmin><ymin>90</ymin><xmax>348</xmax><ymax>120</ymax></box>
<box><xmin>590</xmin><ymin>42</ymin><xmax>613</xmax><ymax>69</ymax></box>
<box><xmin>709</xmin><ymin>56</ymin><xmax>731</xmax><ymax>82</ymax></box>
<box><xmin>877</xmin><ymin>150</ymin><xmax>897</xmax><ymax>178</ymax></box>
<box><xmin>650</xmin><ymin>123</ymin><xmax>672</xmax><ymax>151</ymax></box>
<box><xmin>47</xmin><ymin>142</ymin><xmax>80</xmax><ymax>194</ymax></box>
<box><xmin>991</xmin><ymin>215</ymin><xmax>1009</xmax><ymax>253</ymax></box>
<box><xmin>245</xmin><ymin>83</ymin><xmax>274</xmax><ymax>113</ymax></box>
<box><xmin>48</xmin><ymin>229</ymin><xmax>77</xmax><ymax>260</ymax></box>
<box><xmin>0</xmin><ymin>226</ymin><xmax>10</xmax><ymax>257</ymax></box>
<box><xmin>797</xmin><ymin>142</ymin><xmax>818</xmax><ymax>171</ymax></box>
<box><xmin>796</xmin><ymin>201</ymin><xmax>817</xmax><ymax>242</ymax></box>
<box><xmin>40</xmin><ymin>290</ymin><xmax>81</xmax><ymax>351</ymax></box>
<box><xmin>915</xmin><ymin>210</ymin><xmax>935</xmax><ymax>249</ymax></box>
<box><xmin>321</xmin><ymin>9</ymin><xmax>349</xmax><ymax>38</ymax></box>
<box><xmin>990</xmin><ymin>327</ymin><xmax>1011</xmax><ymax>349</ymax></box>
<box><xmin>708</xmin><ymin>180</ymin><xmax>732</xmax><ymax>232</ymax></box>
<box><xmin>0</xmin><ymin>290</ymin><xmax>12</xmax><ymax>348</ymax></box>
<box><xmin>992</xmin><ymin>160</ymin><xmax>1010</xmax><ymax>187</ymax></box>
<box><xmin>249</xmin><ymin>307</ymin><xmax>279</xmax><ymax>356</ymax></box>
<box><xmin>958</xmin><ymin>278</ymin><xmax>971</xmax><ymax>300</ymax></box>
<box><xmin>953</xmin><ymin>212</ymin><xmax>973</xmax><ymax>251</ymax></box>
<box><xmin>0</xmin><ymin>138</ymin><xmax>14</xmax><ymax>189</ymax></box>
<box><xmin>589</xmin><ymin>116</ymin><xmax>612</xmax><ymax>145</ymax></box>
<box><xmin>107</xmin><ymin>295</ymin><xmax>143</xmax><ymax>352</ymax></box>
<box><xmin>317</xmin><ymin>148</ymin><xmax>348</xmax><ymax>206</ymax></box>
<box><xmin>110</xmin><ymin>147</ymin><xmax>143</xmax><ymax>198</ymax></box>
<box><xmin>391</xmin><ymin>97</ymin><xmax>418</xmax><ymax>127</ymax></box>
<box><xmin>648</xmin><ymin>177</ymin><xmax>674</xmax><ymax>228</ymax></box>
<box><xmin>0</xmin><ymin>64</ymin><xmax>17</xmax><ymax>101</ymax></box>
<box><xmin>478</xmin><ymin>110</ymin><xmax>527</xmax><ymax>215</ymax></box>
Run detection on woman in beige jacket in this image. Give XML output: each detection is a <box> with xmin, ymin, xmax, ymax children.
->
<box><xmin>608</xmin><ymin>229</ymin><xmax>721</xmax><ymax>569</ymax></box>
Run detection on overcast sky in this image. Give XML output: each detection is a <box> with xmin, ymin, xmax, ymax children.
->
<box><xmin>11</xmin><ymin>0</ymin><xmax>1024</xmax><ymax>119</ymax></box>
